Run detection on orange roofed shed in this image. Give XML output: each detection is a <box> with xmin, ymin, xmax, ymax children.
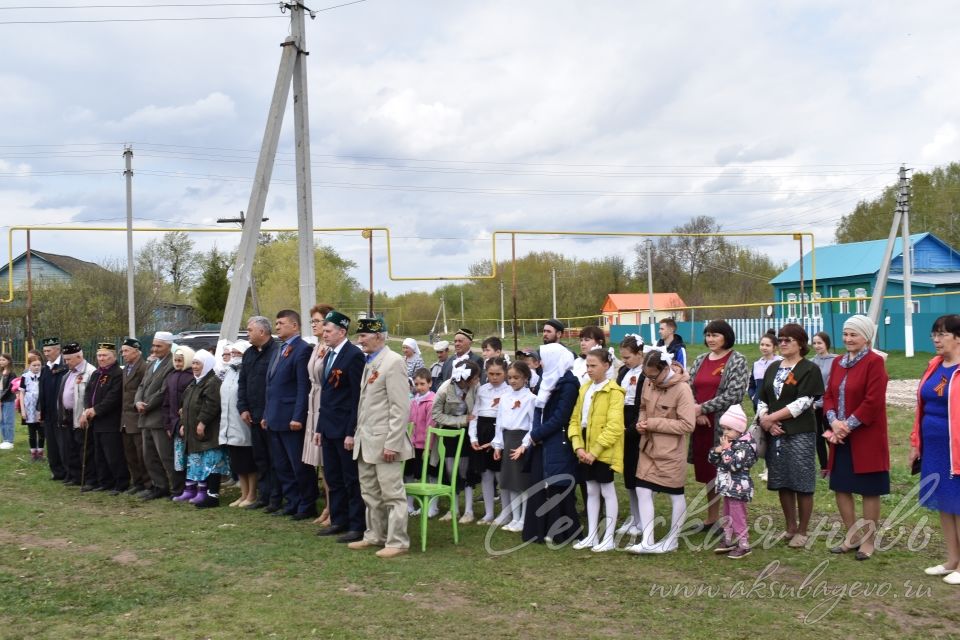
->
<box><xmin>601</xmin><ymin>293</ymin><xmax>687</xmax><ymax>326</ymax></box>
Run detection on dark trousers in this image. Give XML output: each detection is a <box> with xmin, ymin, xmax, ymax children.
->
<box><xmin>122</xmin><ymin>430</ymin><xmax>151</xmax><ymax>488</ymax></box>
<box><xmin>270</xmin><ymin>429</ymin><xmax>318</xmax><ymax>515</ymax></box>
<box><xmin>321</xmin><ymin>435</ymin><xmax>364</xmax><ymax>532</ymax></box>
<box><xmin>45</xmin><ymin>417</ymin><xmax>66</xmax><ymax>478</ymax></box>
<box><xmin>94</xmin><ymin>431</ymin><xmax>130</xmax><ymax>491</ymax></box>
<box><xmin>251</xmin><ymin>422</ymin><xmax>281</xmax><ymax>506</ymax></box>
<box><xmin>142</xmin><ymin>428</ymin><xmax>185</xmax><ymax>494</ymax></box>
<box><xmin>62</xmin><ymin>424</ymin><xmax>95</xmax><ymax>485</ymax></box>
<box><xmin>27</xmin><ymin>423</ymin><xmax>45</xmax><ymax>450</ymax></box>
<box><xmin>815</xmin><ymin>407</ymin><xmax>829</xmax><ymax>470</ymax></box>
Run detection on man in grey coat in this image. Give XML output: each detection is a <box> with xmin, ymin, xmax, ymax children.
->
<box><xmin>133</xmin><ymin>331</ymin><xmax>181</xmax><ymax>500</ymax></box>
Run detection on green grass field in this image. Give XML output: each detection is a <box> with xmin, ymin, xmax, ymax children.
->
<box><xmin>1</xmin><ymin>404</ymin><xmax>957</xmax><ymax>639</ymax></box>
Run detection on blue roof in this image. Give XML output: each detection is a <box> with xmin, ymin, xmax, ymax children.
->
<box><xmin>770</xmin><ymin>233</ymin><xmax>928</xmax><ymax>285</ymax></box>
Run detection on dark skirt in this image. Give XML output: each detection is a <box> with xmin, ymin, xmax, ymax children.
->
<box><xmin>766</xmin><ymin>431</ymin><xmax>817</xmax><ymax>494</ymax></box>
<box><xmin>521</xmin><ymin>445</ymin><xmax>582</xmax><ymax>544</ymax></box>
<box><xmin>814</xmin><ymin>407</ymin><xmax>829</xmax><ymax>470</ymax></box>
<box><xmin>405</xmin><ymin>448</ymin><xmax>426</xmax><ymax>481</ymax></box>
<box><xmin>580</xmin><ymin>459</ymin><xmax>614</xmax><ymax>484</ymax></box>
<box><xmin>226</xmin><ymin>445</ymin><xmax>256</xmax><ymax>475</ymax></box>
<box><xmin>635</xmin><ymin>478</ymin><xmax>685</xmax><ymax>495</ymax></box>
<box><xmin>691</xmin><ymin>422</ymin><xmax>717</xmax><ymax>484</ymax></box>
<box><xmin>829</xmin><ymin>439</ymin><xmax>890</xmax><ymax>496</ymax></box>
<box><xmin>468</xmin><ymin>416</ymin><xmax>501</xmax><ymax>481</ymax></box>
<box><xmin>500</xmin><ymin>429</ymin><xmax>532</xmax><ymax>491</ymax></box>
<box><xmin>622</xmin><ymin>403</ymin><xmax>641</xmax><ymax>489</ymax></box>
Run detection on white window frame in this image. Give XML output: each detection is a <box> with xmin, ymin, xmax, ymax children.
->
<box><xmin>812</xmin><ymin>292</ymin><xmax>822</xmax><ymax>318</ymax></box>
<box><xmin>787</xmin><ymin>292</ymin><xmax>797</xmax><ymax>318</ymax></box>
<box><xmin>838</xmin><ymin>289</ymin><xmax>850</xmax><ymax>314</ymax></box>
<box><xmin>855</xmin><ymin>287</ymin><xmax>868</xmax><ymax>314</ymax></box>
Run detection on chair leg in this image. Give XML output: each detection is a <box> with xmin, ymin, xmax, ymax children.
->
<box><xmin>420</xmin><ymin>497</ymin><xmax>429</xmax><ymax>552</ymax></box>
<box><xmin>451</xmin><ymin>490</ymin><xmax>459</xmax><ymax>545</ymax></box>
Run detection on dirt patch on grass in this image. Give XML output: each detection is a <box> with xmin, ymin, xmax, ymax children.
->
<box><xmin>0</xmin><ymin>529</ymin><xmax>100</xmax><ymax>553</ymax></box>
<box><xmin>888</xmin><ymin>379</ymin><xmax>919</xmax><ymax>407</ymax></box>
<box><xmin>111</xmin><ymin>550</ymin><xmax>151</xmax><ymax>566</ymax></box>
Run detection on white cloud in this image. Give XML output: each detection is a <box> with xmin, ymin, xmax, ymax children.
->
<box><xmin>107</xmin><ymin>92</ymin><xmax>237</xmax><ymax>130</ymax></box>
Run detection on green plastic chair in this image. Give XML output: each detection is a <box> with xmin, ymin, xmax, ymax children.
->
<box><xmin>404</xmin><ymin>426</ymin><xmax>466</xmax><ymax>552</ymax></box>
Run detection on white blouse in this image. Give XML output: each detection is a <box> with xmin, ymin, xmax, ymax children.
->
<box><xmin>621</xmin><ymin>365</ymin><xmax>644</xmax><ymax>405</ymax></box>
<box><xmin>491</xmin><ymin>387</ymin><xmax>536</xmax><ymax>450</ymax></box>
<box><xmin>468</xmin><ymin>381</ymin><xmax>510</xmax><ymax>443</ymax></box>
<box><xmin>580</xmin><ymin>379</ymin><xmax>609</xmax><ymax>428</ymax></box>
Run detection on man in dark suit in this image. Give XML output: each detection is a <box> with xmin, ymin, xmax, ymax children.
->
<box><xmin>134</xmin><ymin>331</ymin><xmax>179</xmax><ymax>500</ymax></box>
<box><xmin>81</xmin><ymin>343</ymin><xmax>128</xmax><ymax>495</ymax></box>
<box><xmin>237</xmin><ymin>315</ymin><xmax>280</xmax><ymax>510</ymax></box>
<box><xmin>261</xmin><ymin>309</ymin><xmax>315</xmax><ymax>519</ymax></box>
<box><xmin>120</xmin><ymin>338</ymin><xmax>150</xmax><ymax>494</ymax></box>
<box><xmin>314</xmin><ymin>310</ymin><xmax>366</xmax><ymax>543</ymax></box>
<box><xmin>439</xmin><ymin>328</ymin><xmax>484</xmax><ymax>383</ymax></box>
<box><xmin>37</xmin><ymin>337</ymin><xmax>68</xmax><ymax>480</ymax></box>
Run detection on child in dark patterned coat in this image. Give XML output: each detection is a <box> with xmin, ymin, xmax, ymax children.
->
<box><xmin>708</xmin><ymin>404</ymin><xmax>757</xmax><ymax>559</ymax></box>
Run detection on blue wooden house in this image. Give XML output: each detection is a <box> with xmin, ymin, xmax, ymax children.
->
<box><xmin>769</xmin><ymin>232</ymin><xmax>960</xmax><ymax>351</ymax></box>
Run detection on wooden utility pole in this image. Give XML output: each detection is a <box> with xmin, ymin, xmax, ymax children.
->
<box><xmin>220</xmin><ymin>1</ymin><xmax>317</xmax><ymax>341</ymax></box>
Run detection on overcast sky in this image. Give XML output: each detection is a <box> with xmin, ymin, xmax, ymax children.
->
<box><xmin>1</xmin><ymin>0</ymin><xmax>958</xmax><ymax>299</ymax></box>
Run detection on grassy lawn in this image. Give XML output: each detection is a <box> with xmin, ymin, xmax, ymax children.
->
<box><xmin>1</xmin><ymin>404</ymin><xmax>957</xmax><ymax>639</ymax></box>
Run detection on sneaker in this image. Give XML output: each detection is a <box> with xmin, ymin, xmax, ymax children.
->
<box><xmin>458</xmin><ymin>512</ymin><xmax>475</xmax><ymax>524</ymax></box>
<box><xmin>626</xmin><ymin>541</ymin><xmax>657</xmax><ymax>555</ymax></box>
<box><xmin>714</xmin><ymin>540</ymin><xmax>738</xmax><ymax>554</ymax></box>
<box><xmin>759</xmin><ymin>469</ymin><xmax>768</xmax><ymax>481</ymax></box>
<box><xmin>438</xmin><ymin>511</ymin><xmax>453</xmax><ymax>522</ymax></box>
<box><xmin>572</xmin><ymin>537</ymin><xmax>598</xmax><ymax>550</ymax></box>
<box><xmin>476</xmin><ymin>517</ymin><xmax>494</xmax><ymax>526</ymax></box>
<box><xmin>502</xmin><ymin>520</ymin><xmax>523</xmax><ymax>533</ymax></box>
<box><xmin>0</xmin><ymin>442</ymin><xmax>13</xmax><ymax>450</ymax></box>
<box><xmin>728</xmin><ymin>547</ymin><xmax>752</xmax><ymax>559</ymax></box>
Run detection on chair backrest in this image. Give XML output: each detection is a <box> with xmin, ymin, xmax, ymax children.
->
<box><xmin>421</xmin><ymin>426</ymin><xmax>465</xmax><ymax>486</ymax></box>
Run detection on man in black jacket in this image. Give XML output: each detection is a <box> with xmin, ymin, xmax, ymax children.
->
<box><xmin>237</xmin><ymin>315</ymin><xmax>280</xmax><ymax>510</ymax></box>
<box><xmin>37</xmin><ymin>337</ymin><xmax>68</xmax><ymax>480</ymax></box>
<box><xmin>81</xmin><ymin>343</ymin><xmax>128</xmax><ymax>495</ymax></box>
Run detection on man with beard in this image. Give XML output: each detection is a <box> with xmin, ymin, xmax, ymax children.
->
<box><xmin>81</xmin><ymin>343</ymin><xmax>128</xmax><ymax>495</ymax></box>
<box><xmin>57</xmin><ymin>342</ymin><xmax>97</xmax><ymax>488</ymax></box>
<box><xmin>134</xmin><ymin>331</ymin><xmax>180</xmax><ymax>500</ymax></box>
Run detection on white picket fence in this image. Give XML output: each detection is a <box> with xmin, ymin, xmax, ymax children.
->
<box><xmin>711</xmin><ymin>316</ymin><xmax>824</xmax><ymax>344</ymax></box>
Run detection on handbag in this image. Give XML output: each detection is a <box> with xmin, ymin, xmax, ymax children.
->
<box><xmin>748</xmin><ymin>415</ymin><xmax>766</xmax><ymax>458</ymax></box>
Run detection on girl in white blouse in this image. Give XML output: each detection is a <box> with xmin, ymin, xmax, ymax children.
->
<box><xmin>469</xmin><ymin>357</ymin><xmax>511</xmax><ymax>524</ymax></box>
<box><xmin>493</xmin><ymin>361</ymin><xmax>536</xmax><ymax>532</ymax></box>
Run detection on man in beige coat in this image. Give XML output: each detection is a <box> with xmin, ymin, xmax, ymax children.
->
<box><xmin>348</xmin><ymin>318</ymin><xmax>413</xmax><ymax>558</ymax></box>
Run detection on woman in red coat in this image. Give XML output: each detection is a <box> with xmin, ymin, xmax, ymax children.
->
<box><xmin>822</xmin><ymin>315</ymin><xmax>890</xmax><ymax>561</ymax></box>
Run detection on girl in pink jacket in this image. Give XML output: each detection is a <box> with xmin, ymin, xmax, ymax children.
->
<box><xmin>407</xmin><ymin>368</ymin><xmax>436</xmax><ymax>516</ymax></box>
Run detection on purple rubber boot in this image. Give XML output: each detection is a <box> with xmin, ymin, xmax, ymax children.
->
<box><xmin>188</xmin><ymin>483</ymin><xmax>208</xmax><ymax>505</ymax></box>
<box><xmin>172</xmin><ymin>482</ymin><xmax>198</xmax><ymax>502</ymax></box>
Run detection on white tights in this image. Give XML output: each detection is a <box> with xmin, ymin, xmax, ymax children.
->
<box><xmin>636</xmin><ymin>487</ymin><xmax>686</xmax><ymax>547</ymax></box>
<box><xmin>445</xmin><ymin>457</ymin><xmax>474</xmax><ymax>515</ymax></box>
<box><xmin>498</xmin><ymin>488</ymin><xmax>526</xmax><ymax>524</ymax></box>
<box><xmin>481</xmin><ymin>470</ymin><xmax>497</xmax><ymax>520</ymax></box>
<box><xmin>585</xmin><ymin>481</ymin><xmax>618</xmax><ymax>545</ymax></box>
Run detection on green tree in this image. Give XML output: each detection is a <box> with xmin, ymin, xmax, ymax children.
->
<box><xmin>194</xmin><ymin>248</ymin><xmax>230</xmax><ymax>323</ymax></box>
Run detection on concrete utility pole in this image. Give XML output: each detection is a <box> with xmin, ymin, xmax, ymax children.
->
<box><xmin>219</xmin><ymin>1</ymin><xmax>317</xmax><ymax>341</ymax></box>
<box><xmin>901</xmin><ymin>170</ymin><xmax>915</xmax><ymax>357</ymax></box>
<box><xmin>124</xmin><ymin>146</ymin><xmax>136</xmax><ymax>338</ymax></box>
<box><xmin>646</xmin><ymin>239</ymin><xmax>656</xmax><ymax>344</ymax></box>
<box><xmin>551</xmin><ymin>268</ymin><xmax>557</xmax><ymax>319</ymax></box>
<box><xmin>499</xmin><ymin>281</ymin><xmax>505</xmax><ymax>339</ymax></box>
<box><xmin>868</xmin><ymin>166</ymin><xmax>908</xmax><ymax>332</ymax></box>
<box><xmin>217</xmin><ymin>211</ymin><xmax>266</xmax><ymax>316</ymax></box>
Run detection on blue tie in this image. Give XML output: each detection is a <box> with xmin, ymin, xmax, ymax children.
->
<box><xmin>324</xmin><ymin>350</ymin><xmax>335</xmax><ymax>379</ymax></box>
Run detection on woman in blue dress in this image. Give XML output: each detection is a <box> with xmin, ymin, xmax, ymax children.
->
<box><xmin>911</xmin><ymin>314</ymin><xmax>960</xmax><ymax>585</ymax></box>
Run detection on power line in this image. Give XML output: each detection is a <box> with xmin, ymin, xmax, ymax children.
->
<box><xmin>0</xmin><ymin>14</ymin><xmax>282</xmax><ymax>23</ymax></box>
<box><xmin>0</xmin><ymin>2</ymin><xmax>276</xmax><ymax>9</ymax></box>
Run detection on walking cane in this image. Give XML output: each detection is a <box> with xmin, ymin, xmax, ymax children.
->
<box><xmin>80</xmin><ymin>423</ymin><xmax>90</xmax><ymax>488</ymax></box>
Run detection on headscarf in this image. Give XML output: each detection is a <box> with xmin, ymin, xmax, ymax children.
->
<box><xmin>843</xmin><ymin>314</ymin><xmax>876</xmax><ymax>345</ymax></box>
<box><xmin>173</xmin><ymin>346</ymin><xmax>196</xmax><ymax>372</ymax></box>
<box><xmin>231</xmin><ymin>340</ymin><xmax>252</xmax><ymax>355</ymax></box>
<box><xmin>535</xmin><ymin>343</ymin><xmax>575</xmax><ymax>408</ymax></box>
<box><xmin>193</xmin><ymin>349</ymin><xmax>215</xmax><ymax>382</ymax></box>
<box><xmin>402</xmin><ymin>337</ymin><xmax>422</xmax><ymax>360</ymax></box>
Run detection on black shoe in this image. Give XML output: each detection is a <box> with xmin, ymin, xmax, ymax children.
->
<box><xmin>272</xmin><ymin>508</ymin><xmax>294</xmax><ymax>517</ymax></box>
<box><xmin>291</xmin><ymin>511</ymin><xmax>318</xmax><ymax>521</ymax></box>
<box><xmin>194</xmin><ymin>494</ymin><xmax>221</xmax><ymax>509</ymax></box>
<box><xmin>142</xmin><ymin>488</ymin><xmax>170</xmax><ymax>501</ymax></box>
<box><xmin>51</xmin><ymin>475</ymin><xmax>66</xmax><ymax>481</ymax></box>
<box><xmin>64</xmin><ymin>479</ymin><xmax>80</xmax><ymax>486</ymax></box>
<box><xmin>244</xmin><ymin>500</ymin><xmax>267</xmax><ymax>510</ymax></box>
<box><xmin>316</xmin><ymin>524</ymin><xmax>347</xmax><ymax>537</ymax></box>
<box><xmin>136</xmin><ymin>488</ymin><xmax>155</xmax><ymax>499</ymax></box>
<box><xmin>109</xmin><ymin>489</ymin><xmax>122</xmax><ymax>496</ymax></box>
<box><xmin>91</xmin><ymin>485</ymin><xmax>109</xmax><ymax>492</ymax></box>
<box><xmin>263</xmin><ymin>503</ymin><xmax>283</xmax><ymax>514</ymax></box>
<box><xmin>80</xmin><ymin>484</ymin><xmax>97</xmax><ymax>493</ymax></box>
<box><xmin>125</xmin><ymin>485</ymin><xmax>142</xmax><ymax>495</ymax></box>
<box><xmin>336</xmin><ymin>531</ymin><xmax>364</xmax><ymax>543</ymax></box>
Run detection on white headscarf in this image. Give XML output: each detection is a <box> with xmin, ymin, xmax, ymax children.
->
<box><xmin>173</xmin><ymin>346</ymin><xmax>196</xmax><ymax>371</ymax></box>
<box><xmin>193</xmin><ymin>349</ymin><xmax>215</xmax><ymax>382</ymax></box>
<box><xmin>536</xmin><ymin>343</ymin><xmax>575</xmax><ymax>408</ymax></box>
<box><xmin>402</xmin><ymin>337</ymin><xmax>421</xmax><ymax>359</ymax></box>
<box><xmin>843</xmin><ymin>314</ymin><xmax>876</xmax><ymax>345</ymax></box>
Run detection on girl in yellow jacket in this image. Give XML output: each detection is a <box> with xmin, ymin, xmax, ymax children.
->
<box><xmin>568</xmin><ymin>347</ymin><xmax>625</xmax><ymax>552</ymax></box>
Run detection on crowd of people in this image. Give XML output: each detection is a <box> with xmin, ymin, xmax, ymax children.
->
<box><xmin>3</xmin><ymin>309</ymin><xmax>959</xmax><ymax>580</ymax></box>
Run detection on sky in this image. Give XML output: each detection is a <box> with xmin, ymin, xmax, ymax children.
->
<box><xmin>1</xmin><ymin>0</ymin><xmax>959</xmax><ymax>300</ymax></box>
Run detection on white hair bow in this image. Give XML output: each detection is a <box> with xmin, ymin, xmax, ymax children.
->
<box><xmin>642</xmin><ymin>344</ymin><xmax>673</xmax><ymax>364</ymax></box>
<box><xmin>450</xmin><ymin>366</ymin><xmax>472</xmax><ymax>383</ymax></box>
<box><xmin>623</xmin><ymin>333</ymin><xmax>645</xmax><ymax>346</ymax></box>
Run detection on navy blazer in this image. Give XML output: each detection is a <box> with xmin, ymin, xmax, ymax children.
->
<box><xmin>529</xmin><ymin>371</ymin><xmax>579</xmax><ymax>484</ymax></box>
<box><xmin>37</xmin><ymin>358</ymin><xmax>68</xmax><ymax>426</ymax></box>
<box><xmin>316</xmin><ymin>339</ymin><xmax>365</xmax><ymax>440</ymax></box>
<box><xmin>262</xmin><ymin>336</ymin><xmax>312</xmax><ymax>431</ymax></box>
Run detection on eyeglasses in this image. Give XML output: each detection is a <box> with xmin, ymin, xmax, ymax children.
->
<box><xmin>931</xmin><ymin>332</ymin><xmax>953</xmax><ymax>340</ymax></box>
<box><xmin>309</xmin><ymin>319</ymin><xmax>322</xmax><ymax>325</ymax></box>
<box><xmin>777</xmin><ymin>337</ymin><xmax>794</xmax><ymax>344</ymax></box>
